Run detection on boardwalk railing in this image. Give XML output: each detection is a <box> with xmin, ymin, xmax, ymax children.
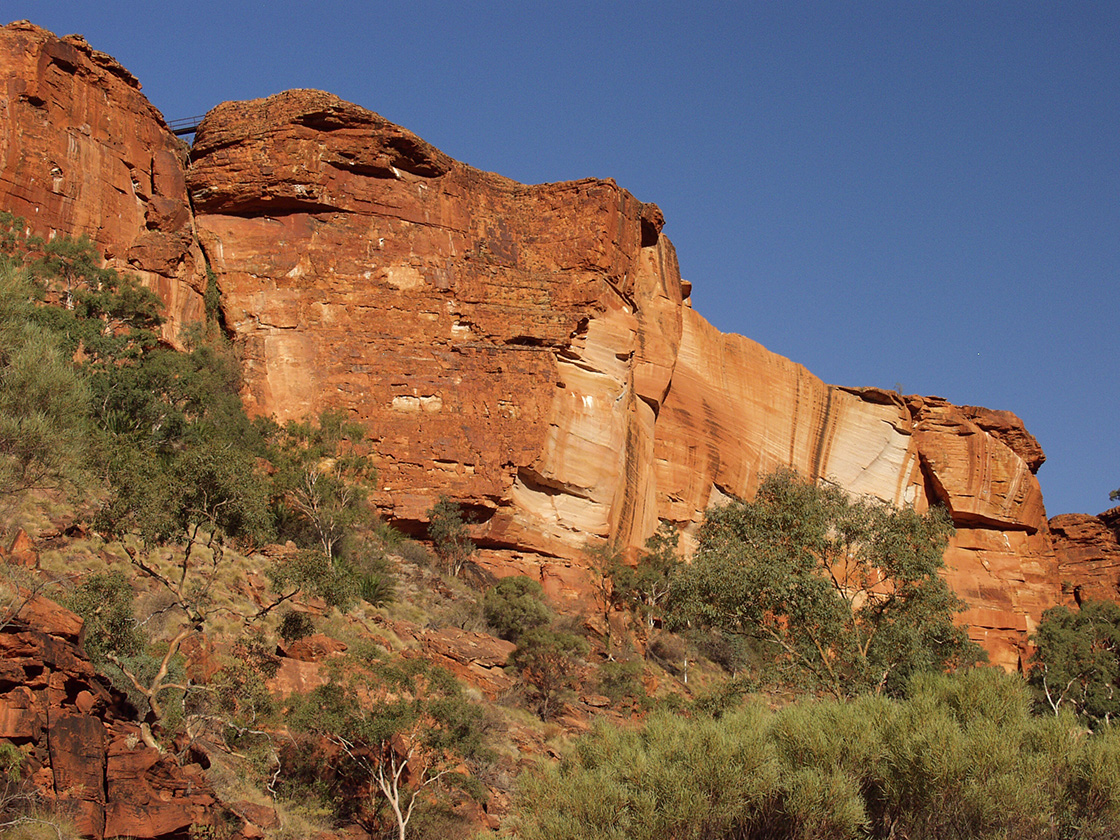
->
<box><xmin>168</xmin><ymin>116</ymin><xmax>205</xmax><ymax>137</ymax></box>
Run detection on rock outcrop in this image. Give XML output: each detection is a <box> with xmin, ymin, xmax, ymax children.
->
<box><xmin>0</xmin><ymin>23</ymin><xmax>1070</xmax><ymax>668</ymax></box>
<box><xmin>1049</xmin><ymin>507</ymin><xmax>1120</xmax><ymax>605</ymax></box>
<box><xmin>186</xmin><ymin>89</ymin><xmax>1061</xmax><ymax>667</ymax></box>
<box><xmin>0</xmin><ymin>591</ymin><xmax>219</xmax><ymax>839</ymax></box>
<box><xmin>0</xmin><ymin>21</ymin><xmax>206</xmax><ymax>340</ymax></box>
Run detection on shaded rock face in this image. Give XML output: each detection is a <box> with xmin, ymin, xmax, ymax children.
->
<box><xmin>0</xmin><ymin>593</ymin><xmax>217</xmax><ymax>839</ymax></box>
<box><xmin>1050</xmin><ymin>508</ymin><xmax>1120</xmax><ymax>605</ymax></box>
<box><xmin>0</xmin><ymin>21</ymin><xmax>206</xmax><ymax>340</ymax></box>
<box><xmin>0</xmin><ymin>25</ymin><xmax>1067</xmax><ymax>667</ymax></box>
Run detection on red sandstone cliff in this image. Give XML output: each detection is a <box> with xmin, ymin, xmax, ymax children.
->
<box><xmin>1049</xmin><ymin>507</ymin><xmax>1120</xmax><ymax>605</ymax></box>
<box><xmin>0</xmin><ymin>22</ymin><xmax>1077</xmax><ymax>668</ymax></box>
<box><xmin>184</xmin><ymin>88</ymin><xmax>1061</xmax><ymax>668</ymax></box>
<box><xmin>0</xmin><ymin>20</ymin><xmax>205</xmax><ymax>340</ymax></box>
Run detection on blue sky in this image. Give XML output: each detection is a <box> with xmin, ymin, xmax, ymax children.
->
<box><xmin>14</xmin><ymin>2</ymin><xmax>1118</xmax><ymax>516</ymax></box>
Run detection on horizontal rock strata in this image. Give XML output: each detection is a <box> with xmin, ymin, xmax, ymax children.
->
<box><xmin>186</xmin><ymin>89</ymin><xmax>1062</xmax><ymax>667</ymax></box>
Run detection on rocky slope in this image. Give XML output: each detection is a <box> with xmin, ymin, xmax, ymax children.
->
<box><xmin>0</xmin><ymin>587</ymin><xmax>220</xmax><ymax>839</ymax></box>
<box><xmin>0</xmin><ymin>21</ymin><xmax>1085</xmax><ymax>668</ymax></box>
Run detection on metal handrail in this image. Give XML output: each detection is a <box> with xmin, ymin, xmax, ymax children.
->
<box><xmin>168</xmin><ymin>116</ymin><xmax>205</xmax><ymax>136</ymax></box>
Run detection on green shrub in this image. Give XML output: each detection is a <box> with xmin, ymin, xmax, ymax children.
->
<box><xmin>505</xmin><ymin>669</ymin><xmax>1120</xmax><ymax>840</ymax></box>
<box><xmin>483</xmin><ymin>576</ymin><xmax>551</xmax><ymax>643</ymax></box>
<box><xmin>594</xmin><ymin>660</ymin><xmax>646</xmax><ymax>704</ymax></box>
<box><xmin>278</xmin><ymin>609</ymin><xmax>315</xmax><ymax>643</ymax></box>
<box><xmin>62</xmin><ymin>570</ymin><xmax>144</xmax><ymax>664</ymax></box>
<box><xmin>510</xmin><ymin>628</ymin><xmax>589</xmax><ymax>720</ymax></box>
<box><xmin>395</xmin><ymin>538</ymin><xmax>435</xmax><ymax>567</ymax></box>
<box><xmin>667</xmin><ymin>469</ymin><xmax>982</xmax><ymax>699</ymax></box>
<box><xmin>427</xmin><ymin>496</ymin><xmax>474</xmax><ymax>576</ymax></box>
<box><xmin>1029</xmin><ymin>599</ymin><xmax>1120</xmax><ymax>726</ymax></box>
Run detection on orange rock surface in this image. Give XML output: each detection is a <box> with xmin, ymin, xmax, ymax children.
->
<box><xmin>184</xmin><ymin>89</ymin><xmax>1062</xmax><ymax>665</ymax></box>
<box><xmin>1050</xmin><ymin>508</ymin><xmax>1120</xmax><ymax>605</ymax></box>
<box><xmin>0</xmin><ymin>593</ymin><xmax>218</xmax><ymax>839</ymax></box>
<box><xmin>0</xmin><ymin>21</ymin><xmax>205</xmax><ymax>339</ymax></box>
<box><xmin>0</xmin><ymin>28</ymin><xmax>1071</xmax><ymax>666</ymax></box>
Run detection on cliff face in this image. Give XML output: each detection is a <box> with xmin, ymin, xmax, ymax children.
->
<box><xmin>0</xmin><ymin>21</ymin><xmax>205</xmax><ymax>339</ymax></box>
<box><xmin>1049</xmin><ymin>508</ymin><xmax>1120</xmax><ymax>605</ymax></box>
<box><xmin>0</xmin><ymin>22</ymin><xmax>1070</xmax><ymax>668</ymax></box>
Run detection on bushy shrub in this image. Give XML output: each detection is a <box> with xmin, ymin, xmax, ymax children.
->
<box><xmin>594</xmin><ymin>660</ymin><xmax>646</xmax><ymax>704</ymax></box>
<box><xmin>395</xmin><ymin>538</ymin><xmax>435</xmax><ymax>567</ymax></box>
<box><xmin>62</xmin><ymin>570</ymin><xmax>144</xmax><ymax>664</ymax></box>
<box><xmin>505</xmin><ymin>669</ymin><xmax>1120</xmax><ymax>840</ymax></box>
<box><xmin>510</xmin><ymin>628</ymin><xmax>589</xmax><ymax>720</ymax></box>
<box><xmin>668</xmin><ymin>469</ymin><xmax>981</xmax><ymax>699</ymax></box>
<box><xmin>278</xmin><ymin>609</ymin><xmax>315</xmax><ymax>644</ymax></box>
<box><xmin>483</xmin><ymin>576</ymin><xmax>551</xmax><ymax>643</ymax></box>
<box><xmin>427</xmin><ymin>496</ymin><xmax>474</xmax><ymax>576</ymax></box>
<box><xmin>1029</xmin><ymin>599</ymin><xmax>1120</xmax><ymax>726</ymax></box>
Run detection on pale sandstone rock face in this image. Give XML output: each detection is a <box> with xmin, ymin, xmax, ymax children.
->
<box><xmin>187</xmin><ymin>89</ymin><xmax>1062</xmax><ymax>662</ymax></box>
<box><xmin>0</xmin><ymin>21</ymin><xmax>205</xmax><ymax>340</ymax></box>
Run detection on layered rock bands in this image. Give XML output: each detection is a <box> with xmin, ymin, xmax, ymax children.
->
<box><xmin>0</xmin><ymin>22</ymin><xmax>1081</xmax><ymax>668</ymax></box>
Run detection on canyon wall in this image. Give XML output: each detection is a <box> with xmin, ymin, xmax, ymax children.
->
<box><xmin>0</xmin><ymin>22</ymin><xmax>1079</xmax><ymax>668</ymax></box>
<box><xmin>0</xmin><ymin>20</ymin><xmax>205</xmax><ymax>340</ymax></box>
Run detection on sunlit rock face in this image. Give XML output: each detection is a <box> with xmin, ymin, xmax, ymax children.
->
<box><xmin>0</xmin><ymin>21</ymin><xmax>206</xmax><ymax>340</ymax></box>
<box><xmin>0</xmin><ymin>24</ymin><xmax>1067</xmax><ymax>666</ymax></box>
<box><xmin>185</xmin><ymin>89</ymin><xmax>1063</xmax><ymax>664</ymax></box>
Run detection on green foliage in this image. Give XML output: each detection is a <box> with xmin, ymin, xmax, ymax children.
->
<box><xmin>594</xmin><ymin>660</ymin><xmax>646</xmax><ymax>704</ymax></box>
<box><xmin>62</xmin><ymin>571</ymin><xmax>144</xmax><ymax>665</ymax></box>
<box><xmin>506</xmin><ymin>669</ymin><xmax>1120</xmax><ymax>840</ymax></box>
<box><xmin>203</xmin><ymin>266</ymin><xmax>222</xmax><ymax>323</ymax></box>
<box><xmin>1030</xmin><ymin>599</ymin><xmax>1120</xmax><ymax>726</ymax></box>
<box><xmin>286</xmin><ymin>655</ymin><xmax>488</xmax><ymax>834</ymax></box>
<box><xmin>0</xmin><ymin>264</ymin><xmax>92</xmax><ymax>506</ymax></box>
<box><xmin>355</xmin><ymin>552</ymin><xmax>397</xmax><ymax>607</ymax></box>
<box><xmin>262</xmin><ymin>410</ymin><xmax>389</xmax><ymax>612</ymax></box>
<box><xmin>268</xmin><ymin>540</ymin><xmax>396</xmax><ymax>613</ymax></box>
<box><xmin>510</xmin><ymin>627</ymin><xmax>589</xmax><ymax>720</ymax></box>
<box><xmin>613</xmin><ymin>521</ymin><xmax>681</xmax><ymax>628</ymax></box>
<box><xmin>21</xmin><ymin>231</ymin><xmax>163</xmax><ymax>367</ymax></box>
<box><xmin>483</xmin><ymin>576</ymin><xmax>552</xmax><ymax>643</ymax></box>
<box><xmin>395</xmin><ymin>538</ymin><xmax>435</xmax><ymax>567</ymax></box>
<box><xmin>668</xmin><ymin>469</ymin><xmax>980</xmax><ymax>698</ymax></box>
<box><xmin>265</xmin><ymin>409</ymin><xmax>376</xmax><ymax>561</ymax></box>
<box><xmin>187</xmin><ymin>631</ymin><xmax>279</xmax><ymax>740</ymax></box>
<box><xmin>0</xmin><ymin>741</ymin><xmax>21</xmax><ymax>783</ymax></box>
<box><xmin>278</xmin><ymin>609</ymin><xmax>315</xmax><ymax>644</ymax></box>
<box><xmin>103</xmin><ymin>646</ymin><xmax>188</xmax><ymax>725</ymax></box>
<box><xmin>0</xmin><ymin>210</ymin><xmax>36</xmax><ymax>261</ymax></box>
<box><xmin>427</xmin><ymin>496</ymin><xmax>474</xmax><ymax>576</ymax></box>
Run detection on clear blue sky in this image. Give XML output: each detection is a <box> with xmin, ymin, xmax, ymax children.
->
<box><xmin>14</xmin><ymin>2</ymin><xmax>1118</xmax><ymax>517</ymax></box>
